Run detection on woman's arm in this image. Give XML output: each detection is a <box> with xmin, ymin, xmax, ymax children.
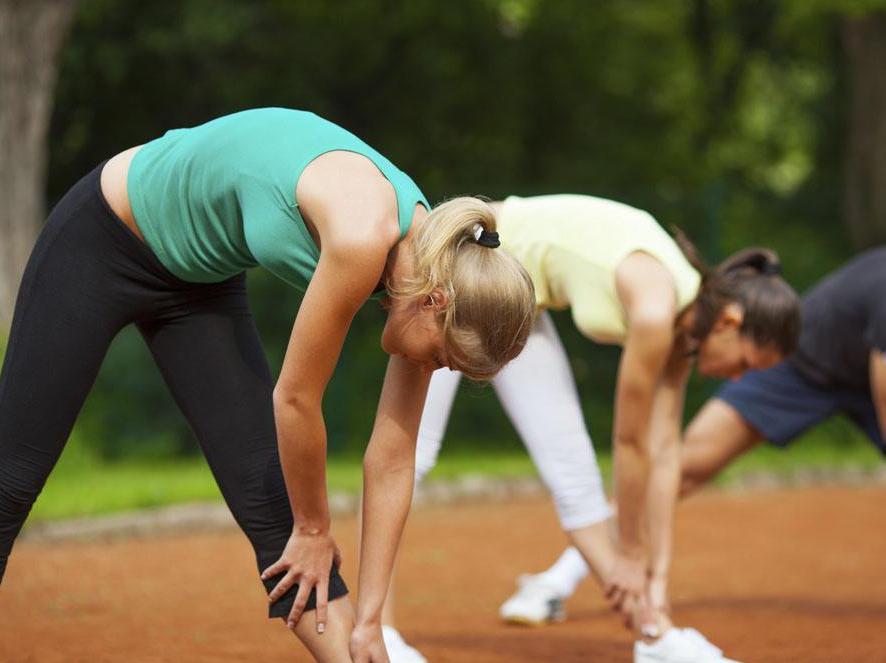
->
<box><xmin>644</xmin><ymin>357</ymin><xmax>691</xmax><ymax>621</ymax></box>
<box><xmin>350</xmin><ymin>355</ymin><xmax>432</xmax><ymax>659</ymax></box>
<box><xmin>606</xmin><ymin>253</ymin><xmax>677</xmax><ymax>614</ymax></box>
<box><xmin>263</xmin><ymin>220</ymin><xmax>393</xmax><ymax>633</ymax></box>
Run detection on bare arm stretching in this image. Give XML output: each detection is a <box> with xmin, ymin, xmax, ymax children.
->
<box><xmin>265</xmin><ymin>233</ymin><xmax>390</xmax><ymax>630</ymax></box>
<box><xmin>606</xmin><ymin>253</ymin><xmax>677</xmax><ymax>613</ymax></box>
<box><xmin>644</xmin><ymin>357</ymin><xmax>691</xmax><ymax>618</ymax></box>
<box><xmin>350</xmin><ymin>356</ymin><xmax>432</xmax><ymax>661</ymax></box>
<box><xmin>262</xmin><ymin>152</ymin><xmax>398</xmax><ymax>636</ymax></box>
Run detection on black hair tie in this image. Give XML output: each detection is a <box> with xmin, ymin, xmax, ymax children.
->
<box><xmin>477</xmin><ymin>229</ymin><xmax>501</xmax><ymax>248</ymax></box>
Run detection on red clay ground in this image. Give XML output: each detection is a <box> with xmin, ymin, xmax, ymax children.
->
<box><xmin>2</xmin><ymin>484</ymin><xmax>885</xmax><ymax>662</ymax></box>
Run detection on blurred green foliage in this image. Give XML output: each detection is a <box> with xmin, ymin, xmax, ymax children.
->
<box><xmin>37</xmin><ymin>0</ymin><xmax>886</xmax><ymax>460</ymax></box>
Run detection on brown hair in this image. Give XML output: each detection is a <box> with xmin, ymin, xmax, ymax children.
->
<box><xmin>673</xmin><ymin>228</ymin><xmax>800</xmax><ymax>355</ymax></box>
<box><xmin>388</xmin><ymin>197</ymin><xmax>536</xmax><ymax>381</ymax></box>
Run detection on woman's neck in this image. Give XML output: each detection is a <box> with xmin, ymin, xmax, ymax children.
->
<box><xmin>383</xmin><ymin>205</ymin><xmax>424</xmax><ymax>289</ymax></box>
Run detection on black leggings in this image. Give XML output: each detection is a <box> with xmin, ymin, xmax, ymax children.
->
<box><xmin>0</xmin><ymin>163</ymin><xmax>347</xmax><ymax>617</ymax></box>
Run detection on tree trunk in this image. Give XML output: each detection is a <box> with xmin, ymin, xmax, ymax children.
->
<box><xmin>0</xmin><ymin>0</ymin><xmax>75</xmax><ymax>330</ymax></box>
<box><xmin>844</xmin><ymin>13</ymin><xmax>886</xmax><ymax>249</ymax></box>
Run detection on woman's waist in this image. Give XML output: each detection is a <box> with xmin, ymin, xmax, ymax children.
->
<box><xmin>100</xmin><ymin>144</ymin><xmax>145</xmax><ymax>241</ymax></box>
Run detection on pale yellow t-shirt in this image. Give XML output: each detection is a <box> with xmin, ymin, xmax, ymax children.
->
<box><xmin>498</xmin><ymin>194</ymin><xmax>701</xmax><ymax>345</ymax></box>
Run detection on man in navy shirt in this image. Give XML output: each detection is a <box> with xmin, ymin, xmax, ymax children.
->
<box><xmin>681</xmin><ymin>246</ymin><xmax>886</xmax><ymax>494</ymax></box>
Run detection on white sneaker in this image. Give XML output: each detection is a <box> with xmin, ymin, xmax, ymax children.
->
<box><xmin>381</xmin><ymin>625</ymin><xmax>428</xmax><ymax>663</ymax></box>
<box><xmin>499</xmin><ymin>573</ymin><xmax>566</xmax><ymax>625</ymax></box>
<box><xmin>678</xmin><ymin>628</ymin><xmax>742</xmax><ymax>663</ymax></box>
<box><xmin>634</xmin><ymin>627</ymin><xmax>738</xmax><ymax>663</ymax></box>
<box><xmin>679</xmin><ymin>628</ymin><xmax>720</xmax><ymax>657</ymax></box>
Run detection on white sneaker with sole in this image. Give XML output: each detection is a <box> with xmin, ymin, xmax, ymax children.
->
<box><xmin>382</xmin><ymin>625</ymin><xmax>428</xmax><ymax>663</ymax></box>
<box><xmin>498</xmin><ymin>573</ymin><xmax>566</xmax><ymax>625</ymax></box>
<box><xmin>635</xmin><ymin>627</ymin><xmax>739</xmax><ymax>663</ymax></box>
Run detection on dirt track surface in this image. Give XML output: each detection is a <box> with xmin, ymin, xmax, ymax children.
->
<box><xmin>2</xmin><ymin>484</ymin><xmax>885</xmax><ymax>662</ymax></box>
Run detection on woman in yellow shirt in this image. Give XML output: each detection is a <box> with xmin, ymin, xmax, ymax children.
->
<box><xmin>383</xmin><ymin>194</ymin><xmax>799</xmax><ymax>663</ymax></box>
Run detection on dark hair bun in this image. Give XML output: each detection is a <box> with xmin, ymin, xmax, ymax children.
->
<box><xmin>717</xmin><ymin>248</ymin><xmax>781</xmax><ymax>277</ymax></box>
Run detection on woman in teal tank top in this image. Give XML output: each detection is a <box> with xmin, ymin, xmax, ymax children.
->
<box><xmin>0</xmin><ymin>108</ymin><xmax>535</xmax><ymax>662</ymax></box>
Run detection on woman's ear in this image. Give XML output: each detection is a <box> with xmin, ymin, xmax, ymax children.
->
<box><xmin>423</xmin><ymin>289</ymin><xmax>450</xmax><ymax>312</ymax></box>
<box><xmin>714</xmin><ymin>302</ymin><xmax>744</xmax><ymax>331</ymax></box>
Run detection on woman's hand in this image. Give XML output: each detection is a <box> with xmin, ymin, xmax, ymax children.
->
<box><xmin>261</xmin><ymin>530</ymin><xmax>342</xmax><ymax>632</ymax></box>
<box><xmin>350</xmin><ymin>621</ymin><xmax>389</xmax><ymax>663</ymax></box>
<box><xmin>605</xmin><ymin>551</ymin><xmax>647</xmax><ymax>621</ymax></box>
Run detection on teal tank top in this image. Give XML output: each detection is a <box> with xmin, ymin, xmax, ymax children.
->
<box><xmin>127</xmin><ymin>108</ymin><xmax>429</xmax><ymax>290</ymax></box>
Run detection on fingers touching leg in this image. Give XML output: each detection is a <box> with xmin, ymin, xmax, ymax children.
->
<box><xmin>293</xmin><ymin>595</ymin><xmax>355</xmax><ymax>663</ymax></box>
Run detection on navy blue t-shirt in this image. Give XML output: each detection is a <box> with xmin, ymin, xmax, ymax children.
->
<box><xmin>789</xmin><ymin>247</ymin><xmax>886</xmax><ymax>391</ymax></box>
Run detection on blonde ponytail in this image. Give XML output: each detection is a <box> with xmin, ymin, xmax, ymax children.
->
<box><xmin>388</xmin><ymin>196</ymin><xmax>536</xmax><ymax>381</ymax></box>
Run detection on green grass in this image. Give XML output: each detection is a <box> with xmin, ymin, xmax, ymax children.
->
<box><xmin>30</xmin><ymin>448</ymin><xmax>222</xmax><ymax>522</ymax></box>
<box><xmin>27</xmin><ymin>441</ymin><xmax>548</xmax><ymax>523</ymax></box>
<box><xmin>27</xmin><ymin>419</ymin><xmax>883</xmax><ymax>524</ymax></box>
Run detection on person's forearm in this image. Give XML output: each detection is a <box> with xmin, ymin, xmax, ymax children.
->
<box><xmin>614</xmin><ymin>436</ymin><xmax>649</xmax><ymax>555</ymax></box>
<box><xmin>274</xmin><ymin>396</ymin><xmax>330</xmax><ymax>532</ymax></box>
<box><xmin>647</xmin><ymin>439</ymin><xmax>680</xmax><ymax>581</ymax></box>
<box><xmin>611</xmin><ymin>341</ymin><xmax>666</xmax><ymax>555</ymax></box>
<box><xmin>356</xmin><ymin>439</ymin><xmax>414</xmax><ymax>626</ymax></box>
<box><xmin>873</xmin><ymin>389</ymin><xmax>886</xmax><ymax>443</ymax></box>
<box><xmin>869</xmin><ymin>350</ymin><xmax>886</xmax><ymax>443</ymax></box>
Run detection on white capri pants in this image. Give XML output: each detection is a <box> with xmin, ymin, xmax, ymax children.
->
<box><xmin>415</xmin><ymin>311</ymin><xmax>612</xmax><ymax>531</ymax></box>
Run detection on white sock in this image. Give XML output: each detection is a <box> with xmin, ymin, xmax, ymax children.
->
<box><xmin>535</xmin><ymin>546</ymin><xmax>590</xmax><ymax>597</ymax></box>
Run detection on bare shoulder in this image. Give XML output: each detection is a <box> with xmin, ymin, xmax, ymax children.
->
<box><xmin>616</xmin><ymin>251</ymin><xmax>678</xmax><ymax>325</ymax></box>
<box><xmin>296</xmin><ymin>151</ymin><xmax>400</xmax><ymax>249</ymax></box>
